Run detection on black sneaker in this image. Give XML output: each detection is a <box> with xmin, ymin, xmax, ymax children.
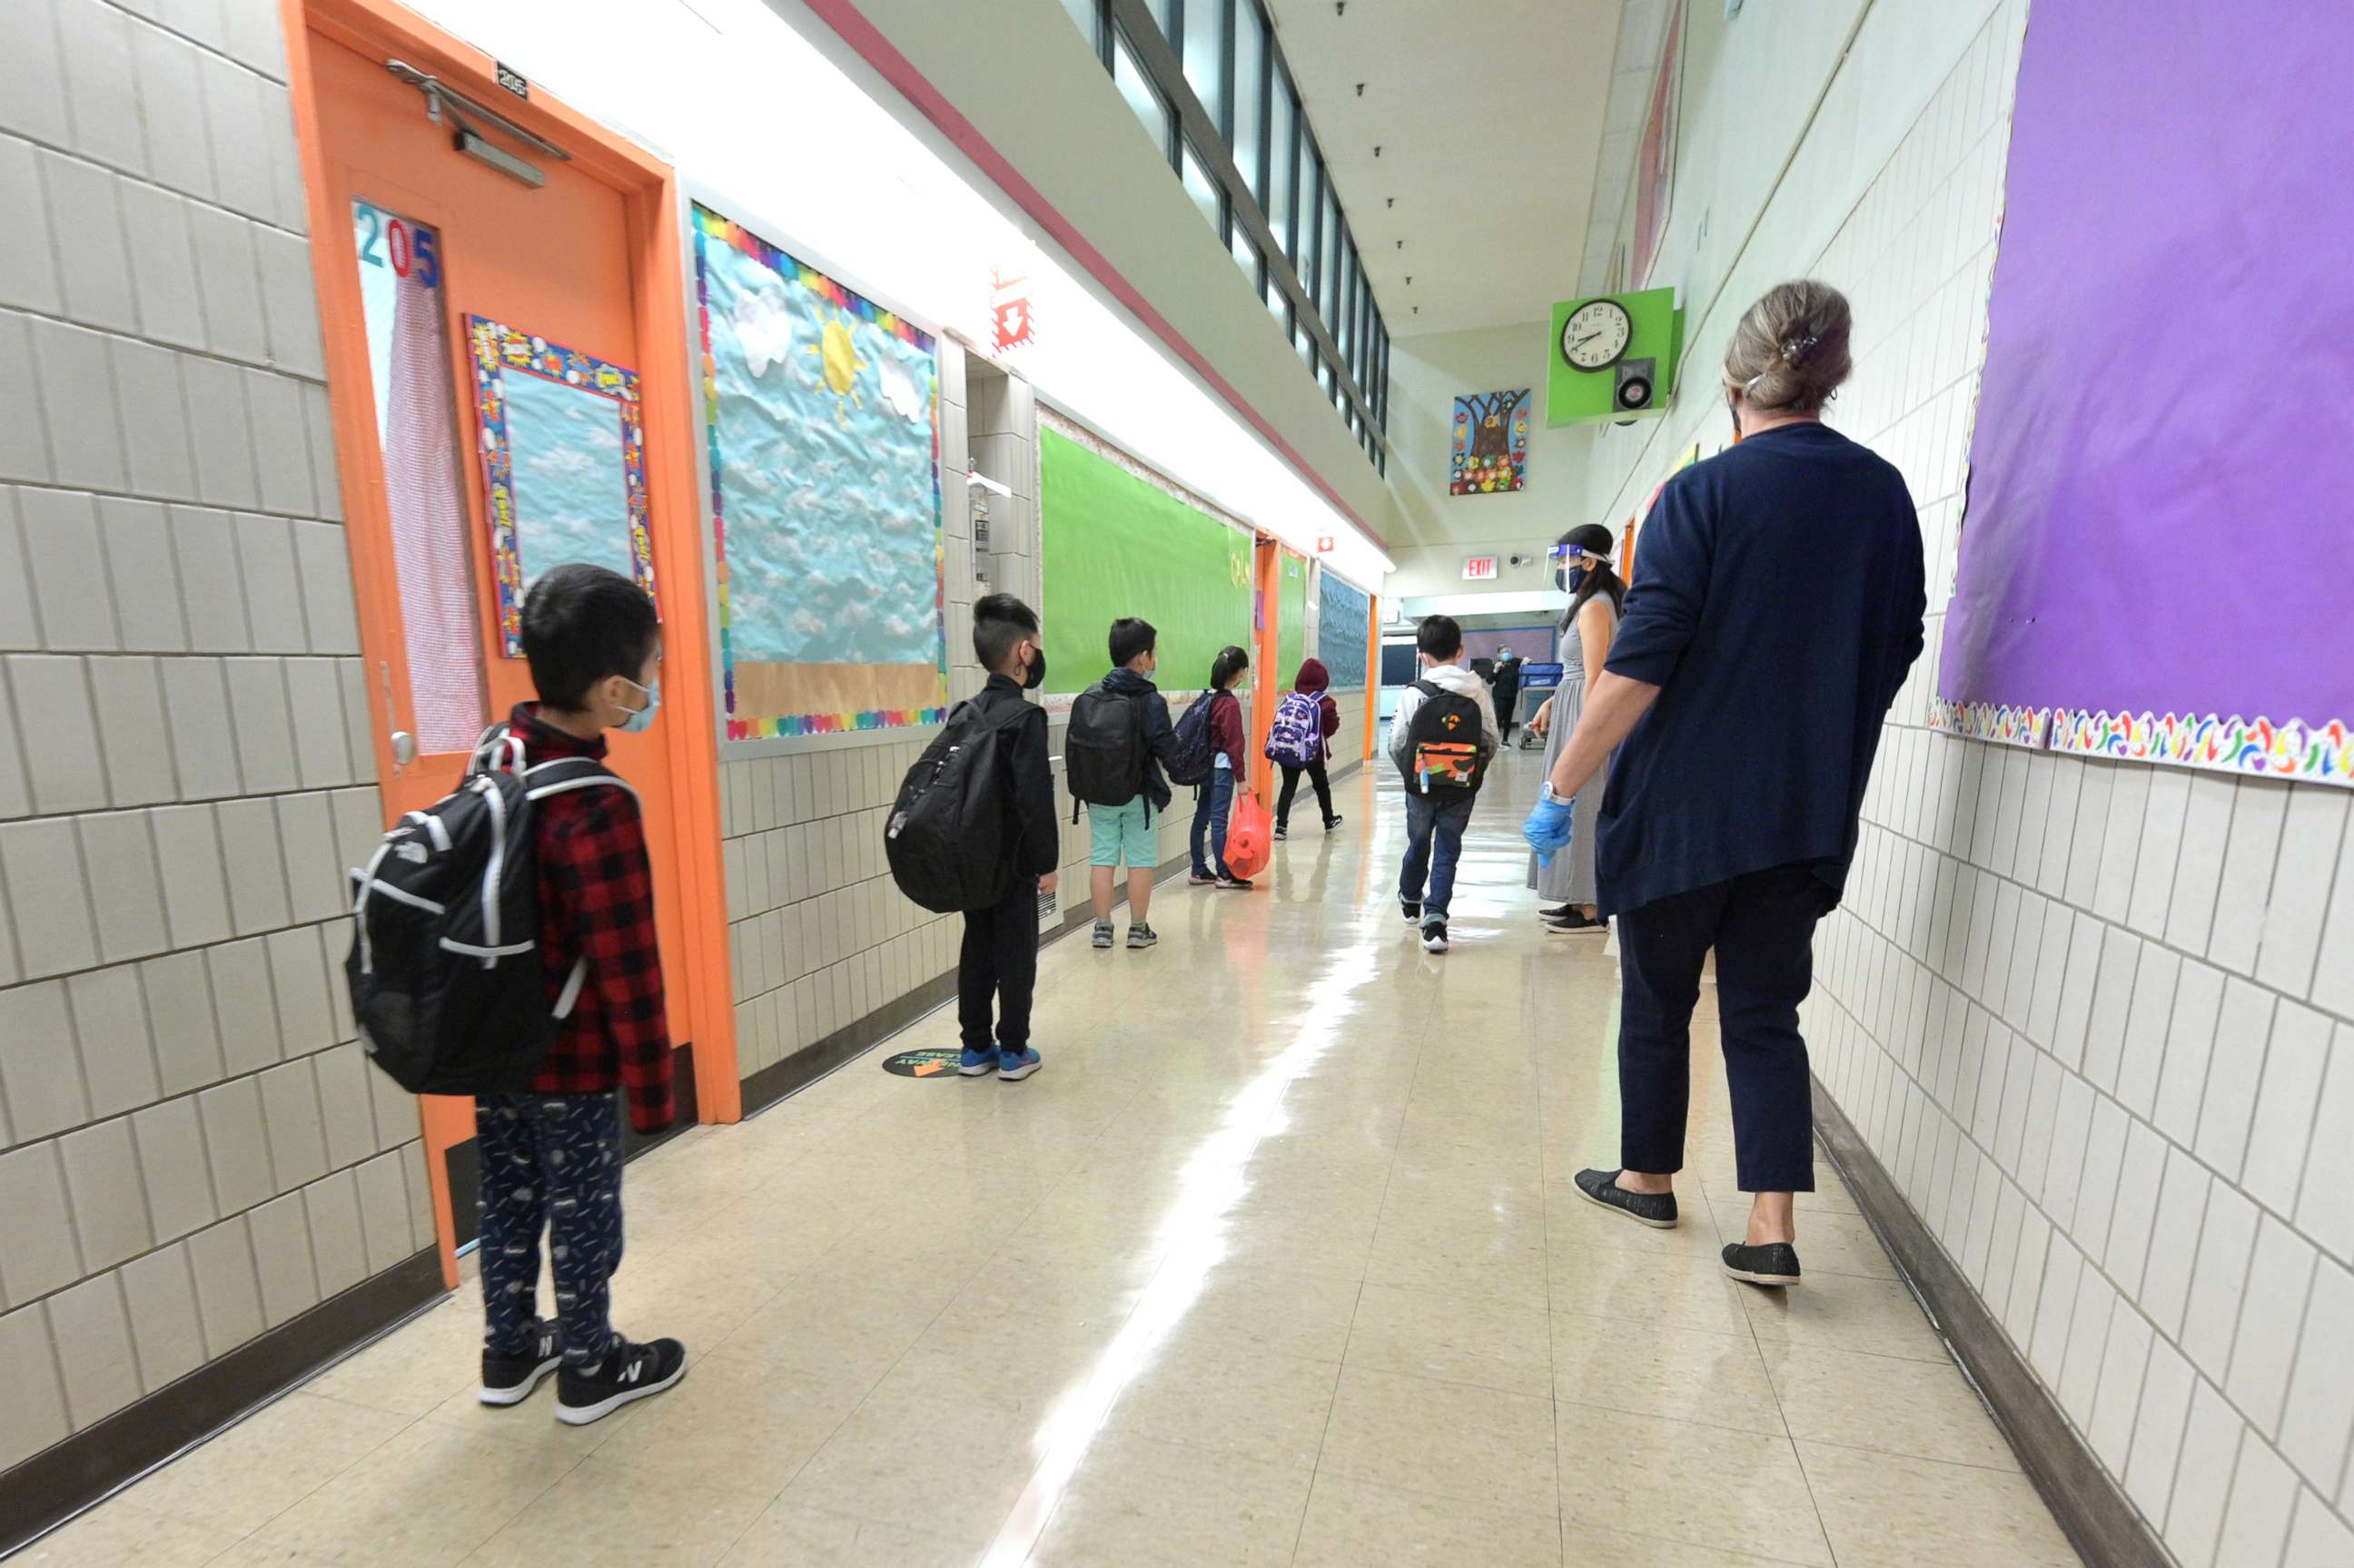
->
<box><xmin>1400</xmin><ymin>898</ymin><xmax>1421</xmax><ymax>924</ymax></box>
<box><xmin>1538</xmin><ymin>902</ymin><xmax>1574</xmax><ymax>921</ymax></box>
<box><xmin>1722</xmin><ymin>1241</ymin><xmax>1802</xmax><ymax>1287</ymax></box>
<box><xmin>1573</xmin><ymin>1167</ymin><xmax>1679</xmax><ymax>1228</ymax></box>
<box><xmin>1323</xmin><ymin>815</ymin><xmax>1344</xmax><ymax>832</ymax></box>
<box><xmin>1273</xmin><ymin>825</ymin><xmax>1289</xmax><ymax>841</ymax></box>
<box><xmin>1547</xmin><ymin>910</ymin><xmax>1607</xmax><ymax>933</ymax></box>
<box><xmin>555</xmin><ymin>1337</ymin><xmax>687</xmax><ymax>1425</ymax></box>
<box><xmin>1215</xmin><ymin>874</ymin><xmax>1253</xmax><ymax>891</ymax></box>
<box><xmin>1126</xmin><ymin>922</ymin><xmax>1158</xmax><ymax>950</ymax></box>
<box><xmin>1421</xmin><ymin>920</ymin><xmax>1449</xmax><ymax>954</ymax></box>
<box><xmin>479</xmin><ymin>1318</ymin><xmax>561</xmax><ymax>1406</ymax></box>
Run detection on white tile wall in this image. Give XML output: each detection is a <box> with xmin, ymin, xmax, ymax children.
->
<box><xmin>1568</xmin><ymin>2</ymin><xmax>2354</xmax><ymax>1561</ymax></box>
<box><xmin>0</xmin><ymin>0</ymin><xmax>435</xmax><ymax>1474</ymax></box>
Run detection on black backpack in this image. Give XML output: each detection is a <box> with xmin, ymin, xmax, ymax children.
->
<box><xmin>885</xmin><ymin>697</ymin><xmax>1038</xmax><ymax>912</ymax></box>
<box><xmin>1163</xmin><ymin>695</ymin><xmax>1217</xmax><ymax>787</ymax></box>
<box><xmin>344</xmin><ymin>726</ymin><xmax>627</xmax><ymax>1095</ymax></box>
<box><xmin>1399</xmin><ymin>678</ymin><xmax>1490</xmax><ymax>795</ymax></box>
<box><xmin>1063</xmin><ymin>679</ymin><xmax>1146</xmax><ymax>815</ymax></box>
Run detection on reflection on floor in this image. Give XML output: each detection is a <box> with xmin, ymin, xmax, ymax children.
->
<box><xmin>23</xmin><ymin>753</ymin><xmax>2082</xmax><ymax>1567</ymax></box>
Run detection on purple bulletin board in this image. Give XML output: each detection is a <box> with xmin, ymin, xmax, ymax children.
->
<box><xmin>1934</xmin><ymin>1</ymin><xmax>2353</xmax><ymax>784</ymax></box>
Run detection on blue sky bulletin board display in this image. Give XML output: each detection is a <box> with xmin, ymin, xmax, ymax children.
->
<box><xmin>1318</xmin><ymin>571</ymin><xmax>1370</xmax><ymax>692</ymax></box>
<box><xmin>693</xmin><ymin>204</ymin><xmax>945</xmax><ymax>739</ymax></box>
<box><xmin>466</xmin><ymin>318</ymin><xmax>655</xmax><ymax>657</ymax></box>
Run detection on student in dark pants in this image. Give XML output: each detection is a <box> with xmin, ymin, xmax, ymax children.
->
<box><xmin>1271</xmin><ymin>656</ymin><xmax>1344</xmax><ymax>841</ymax></box>
<box><xmin>1525</xmin><ymin>281</ymin><xmax>1925</xmax><ymax>1287</ymax></box>
<box><xmin>956</xmin><ymin>595</ymin><xmax>1060</xmax><ymax>1081</ymax></box>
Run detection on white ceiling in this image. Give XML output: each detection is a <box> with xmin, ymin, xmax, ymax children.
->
<box><xmin>1264</xmin><ymin>0</ymin><xmax>1624</xmax><ymax>338</ymax></box>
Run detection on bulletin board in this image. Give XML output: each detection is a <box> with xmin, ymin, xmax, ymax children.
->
<box><xmin>692</xmin><ymin>203</ymin><xmax>947</xmax><ymax>739</ymax></box>
<box><xmin>1037</xmin><ymin>427</ymin><xmax>1253</xmax><ymax>695</ymax></box>
<box><xmin>1317</xmin><ymin>571</ymin><xmax>1371</xmax><ymax>692</ymax></box>
<box><xmin>1934</xmin><ymin>1</ymin><xmax>2353</xmax><ymax>784</ymax></box>
<box><xmin>465</xmin><ymin>317</ymin><xmax>656</xmax><ymax>657</ymax></box>
<box><xmin>1276</xmin><ymin>551</ymin><xmax>1308</xmax><ymax>683</ymax></box>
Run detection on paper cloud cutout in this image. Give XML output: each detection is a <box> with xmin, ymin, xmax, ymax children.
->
<box><xmin>876</xmin><ymin>350</ymin><xmax>927</xmax><ymax>423</ymax></box>
<box><xmin>733</xmin><ymin>285</ymin><xmax>797</xmax><ymax>379</ymax></box>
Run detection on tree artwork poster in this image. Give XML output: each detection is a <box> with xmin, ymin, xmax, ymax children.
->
<box><xmin>1450</xmin><ymin>388</ymin><xmax>1531</xmax><ymax>497</ymax></box>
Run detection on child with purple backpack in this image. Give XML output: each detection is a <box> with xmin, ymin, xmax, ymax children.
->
<box><xmin>1266</xmin><ymin>658</ymin><xmax>1345</xmax><ymax>843</ymax></box>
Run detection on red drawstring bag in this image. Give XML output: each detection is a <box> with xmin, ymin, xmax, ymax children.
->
<box><xmin>1224</xmin><ymin>791</ymin><xmax>1271</xmax><ymax>880</ymax></box>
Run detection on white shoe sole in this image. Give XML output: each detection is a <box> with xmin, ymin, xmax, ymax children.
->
<box><xmin>1574</xmin><ymin>1178</ymin><xmax>1680</xmax><ymax>1230</ymax></box>
<box><xmin>478</xmin><ymin>1356</ymin><xmax>561</xmax><ymax>1405</ymax></box>
<box><xmin>1422</xmin><ymin>933</ymin><xmax>1449</xmax><ymax>953</ymax></box>
<box><xmin>554</xmin><ymin>1358</ymin><xmax>687</xmax><ymax>1425</ymax></box>
<box><xmin>1723</xmin><ymin>1264</ymin><xmax>1800</xmax><ymax>1287</ymax></box>
<box><xmin>957</xmin><ymin>1061</ymin><xmax>995</xmax><ymax>1077</ymax></box>
<box><xmin>999</xmin><ymin>1060</ymin><xmax>1042</xmax><ymax>1081</ymax></box>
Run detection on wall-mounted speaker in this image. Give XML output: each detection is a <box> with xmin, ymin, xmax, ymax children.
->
<box><xmin>1615</xmin><ymin>358</ymin><xmax>1657</xmax><ymax>413</ymax></box>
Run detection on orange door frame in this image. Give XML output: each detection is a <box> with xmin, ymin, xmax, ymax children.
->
<box><xmin>282</xmin><ymin>0</ymin><xmax>739</xmax><ymax>1285</ymax></box>
<box><xmin>1250</xmin><ymin>536</ymin><xmax>1280</xmax><ymax>810</ymax></box>
<box><xmin>1364</xmin><ymin>593</ymin><xmax>1380</xmax><ymax>763</ymax></box>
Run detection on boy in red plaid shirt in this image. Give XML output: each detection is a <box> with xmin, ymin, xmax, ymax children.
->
<box><xmin>474</xmin><ymin>564</ymin><xmax>686</xmax><ymax>1425</ymax></box>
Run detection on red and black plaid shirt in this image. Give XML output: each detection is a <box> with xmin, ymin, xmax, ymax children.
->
<box><xmin>504</xmin><ymin>705</ymin><xmax>674</xmax><ymax>1133</ymax></box>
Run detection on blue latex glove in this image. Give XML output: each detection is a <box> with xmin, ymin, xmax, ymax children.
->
<box><xmin>1523</xmin><ymin>792</ymin><xmax>1574</xmax><ymax>866</ymax></box>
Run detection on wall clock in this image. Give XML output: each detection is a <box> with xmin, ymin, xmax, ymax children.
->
<box><xmin>1560</xmin><ymin>298</ymin><xmax>1633</xmax><ymax>370</ymax></box>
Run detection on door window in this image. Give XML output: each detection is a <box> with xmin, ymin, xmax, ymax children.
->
<box><xmin>352</xmin><ymin>199</ymin><xmax>486</xmax><ymax>752</ymax></box>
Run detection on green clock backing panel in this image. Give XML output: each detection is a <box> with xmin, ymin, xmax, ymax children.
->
<box><xmin>1547</xmin><ymin>288</ymin><xmax>1684</xmax><ymax>428</ymax></box>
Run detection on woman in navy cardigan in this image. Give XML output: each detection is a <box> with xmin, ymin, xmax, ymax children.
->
<box><xmin>1525</xmin><ymin>280</ymin><xmax>1926</xmax><ymax>1287</ymax></box>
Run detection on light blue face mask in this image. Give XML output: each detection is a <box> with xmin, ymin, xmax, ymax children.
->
<box><xmin>616</xmin><ymin>676</ymin><xmax>659</xmax><ymax>735</ymax></box>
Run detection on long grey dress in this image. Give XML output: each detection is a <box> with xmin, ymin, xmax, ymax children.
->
<box><xmin>1527</xmin><ymin>595</ymin><xmax>1618</xmax><ymax>903</ymax></box>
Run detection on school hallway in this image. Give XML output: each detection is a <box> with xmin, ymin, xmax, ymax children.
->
<box><xmin>20</xmin><ymin>751</ymin><xmax>2079</xmax><ymax>1567</ymax></box>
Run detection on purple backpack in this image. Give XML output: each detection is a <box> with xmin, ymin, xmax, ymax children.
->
<box><xmin>1263</xmin><ymin>691</ymin><xmax>1322</xmax><ymax>767</ymax></box>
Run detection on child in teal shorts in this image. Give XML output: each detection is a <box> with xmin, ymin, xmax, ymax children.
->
<box><xmin>1078</xmin><ymin>618</ymin><xmax>1185</xmax><ymax>950</ymax></box>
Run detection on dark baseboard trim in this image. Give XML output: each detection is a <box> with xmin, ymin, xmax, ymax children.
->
<box><xmin>442</xmin><ymin>1042</ymin><xmax>703</xmax><ymax>1248</ymax></box>
<box><xmin>738</xmin><ymin>852</ymin><xmax>1195</xmax><ymax>1116</ymax></box>
<box><xmin>741</xmin><ymin>968</ymin><xmax>961</xmax><ymax>1114</ymax></box>
<box><xmin>0</xmin><ymin>1246</ymin><xmax>447</xmax><ymax>1557</ymax></box>
<box><xmin>1811</xmin><ymin>1079</ymin><xmax>2168</xmax><ymax>1568</ymax></box>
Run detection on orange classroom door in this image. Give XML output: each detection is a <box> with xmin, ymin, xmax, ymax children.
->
<box><xmin>286</xmin><ymin>0</ymin><xmax>732</xmax><ymax>1284</ymax></box>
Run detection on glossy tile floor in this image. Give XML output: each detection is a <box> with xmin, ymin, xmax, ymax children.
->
<box><xmin>21</xmin><ymin>754</ymin><xmax>2082</xmax><ymax>1567</ymax></box>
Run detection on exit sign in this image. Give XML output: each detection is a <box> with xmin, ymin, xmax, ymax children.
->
<box><xmin>1462</xmin><ymin>556</ymin><xmax>1498</xmax><ymax>581</ymax></box>
<box><xmin>1316</xmin><ymin>535</ymin><xmax>1335</xmax><ymax>554</ymax></box>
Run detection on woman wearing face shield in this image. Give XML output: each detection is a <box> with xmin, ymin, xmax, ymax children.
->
<box><xmin>1523</xmin><ymin>524</ymin><xmax>1623</xmax><ymax>932</ymax></box>
<box><xmin>1521</xmin><ymin>280</ymin><xmax>1924</xmax><ymax>1287</ymax></box>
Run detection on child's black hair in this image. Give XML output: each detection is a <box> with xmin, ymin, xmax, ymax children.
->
<box><xmin>1210</xmin><ymin>644</ymin><xmax>1250</xmax><ymax>691</ymax></box>
<box><xmin>1416</xmin><ymin>615</ymin><xmax>1464</xmax><ymax>661</ymax></box>
<box><xmin>1109</xmin><ymin>617</ymin><xmax>1157</xmax><ymax>668</ymax></box>
<box><xmin>974</xmin><ymin>592</ymin><xmax>1041</xmax><ymax>673</ymax></box>
<box><xmin>520</xmin><ymin>564</ymin><xmax>659</xmax><ymax>711</ymax></box>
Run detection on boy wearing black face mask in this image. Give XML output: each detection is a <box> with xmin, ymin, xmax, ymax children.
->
<box><xmin>956</xmin><ymin>594</ymin><xmax>1059</xmax><ymax>1080</ymax></box>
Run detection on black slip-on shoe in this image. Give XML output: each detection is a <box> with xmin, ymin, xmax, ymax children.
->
<box><xmin>480</xmin><ymin>1319</ymin><xmax>562</xmax><ymax>1405</ymax></box>
<box><xmin>555</xmin><ymin>1337</ymin><xmax>687</xmax><ymax>1425</ymax></box>
<box><xmin>1721</xmin><ymin>1241</ymin><xmax>1802</xmax><ymax>1287</ymax></box>
<box><xmin>1547</xmin><ymin>911</ymin><xmax>1607</xmax><ymax>933</ymax></box>
<box><xmin>1573</xmin><ymin>1167</ymin><xmax>1679</xmax><ymax>1229</ymax></box>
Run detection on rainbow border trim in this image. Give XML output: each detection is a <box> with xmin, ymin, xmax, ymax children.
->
<box><xmin>691</xmin><ymin>204</ymin><xmax>948</xmax><ymax>742</ymax></box>
<box><xmin>465</xmin><ymin>317</ymin><xmax>656</xmax><ymax>657</ymax></box>
<box><xmin>1934</xmin><ymin>699</ymin><xmax>2352</xmax><ymax>785</ymax></box>
<box><xmin>1929</xmin><ymin>699</ymin><xmax>2049</xmax><ymax>749</ymax></box>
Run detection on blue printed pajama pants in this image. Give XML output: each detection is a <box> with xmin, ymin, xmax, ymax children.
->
<box><xmin>475</xmin><ymin>1091</ymin><xmax>624</xmax><ymax>1368</ymax></box>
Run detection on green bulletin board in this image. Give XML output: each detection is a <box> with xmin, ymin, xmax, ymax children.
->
<box><xmin>1038</xmin><ymin>428</ymin><xmax>1253</xmax><ymax>695</ymax></box>
<box><xmin>1276</xmin><ymin>553</ymin><xmax>1307</xmax><ymax>684</ymax></box>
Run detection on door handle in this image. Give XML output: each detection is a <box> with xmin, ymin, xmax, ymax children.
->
<box><xmin>391</xmin><ymin>731</ymin><xmax>418</xmax><ymax>765</ymax></box>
